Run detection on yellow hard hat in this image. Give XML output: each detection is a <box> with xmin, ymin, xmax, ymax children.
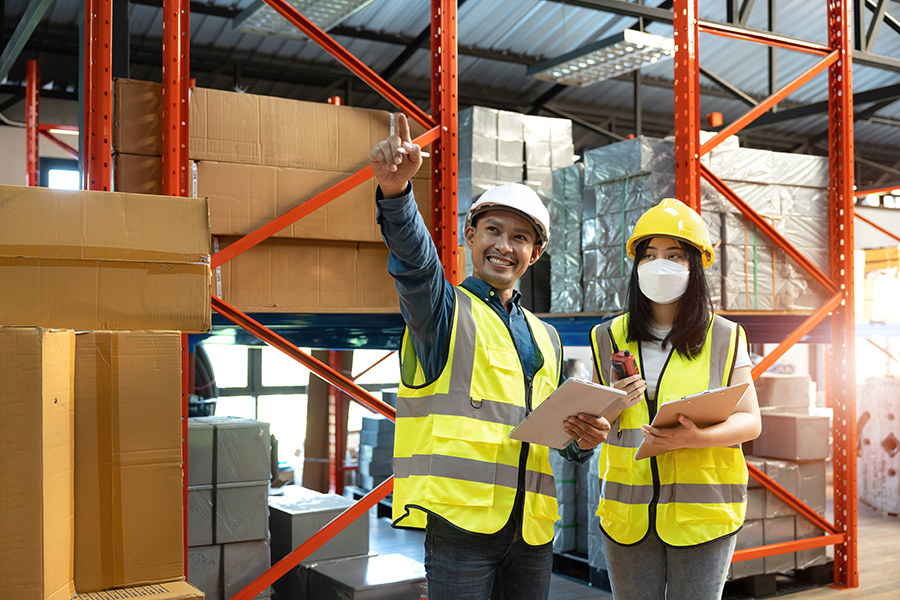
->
<box><xmin>626</xmin><ymin>198</ymin><xmax>715</xmax><ymax>268</ymax></box>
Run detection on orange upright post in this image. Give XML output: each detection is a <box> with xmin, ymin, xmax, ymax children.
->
<box><xmin>672</xmin><ymin>0</ymin><xmax>700</xmax><ymax>210</ymax></box>
<box><xmin>83</xmin><ymin>0</ymin><xmax>112</xmax><ymax>191</ymax></box>
<box><xmin>25</xmin><ymin>60</ymin><xmax>39</xmax><ymax>187</ymax></box>
<box><xmin>827</xmin><ymin>0</ymin><xmax>858</xmax><ymax>589</ymax></box>
<box><xmin>431</xmin><ymin>0</ymin><xmax>459</xmax><ymax>284</ymax></box>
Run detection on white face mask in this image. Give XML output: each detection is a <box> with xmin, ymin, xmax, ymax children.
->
<box><xmin>638</xmin><ymin>259</ymin><xmax>690</xmax><ymax>304</ymax></box>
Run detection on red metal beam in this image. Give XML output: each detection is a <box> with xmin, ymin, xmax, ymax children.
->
<box><xmin>751</xmin><ymin>291</ymin><xmax>843</xmax><ymax>380</ymax></box>
<box><xmin>259</xmin><ymin>0</ymin><xmax>436</xmax><ymax>131</ymax></box>
<box><xmin>431</xmin><ymin>0</ymin><xmax>459</xmax><ymax>284</ymax></box>
<box><xmin>673</xmin><ymin>0</ymin><xmax>701</xmax><ymax>210</ymax></box>
<box><xmin>700</xmin><ymin>163</ymin><xmax>838</xmax><ymax>294</ymax></box>
<box><xmin>329</xmin><ymin>350</ymin><xmax>348</xmax><ymax>495</ymax></box>
<box><xmin>828</xmin><ymin>0</ymin><xmax>858</xmax><ymax>588</ymax></box>
<box><xmin>39</xmin><ymin>130</ymin><xmax>79</xmax><ymax>159</ymax></box>
<box><xmin>700</xmin><ymin>51</ymin><xmax>838</xmax><ymax>157</ymax></box>
<box><xmin>161</xmin><ymin>0</ymin><xmax>190</xmax><ymax>197</ymax></box>
<box><xmin>698</xmin><ymin>21</ymin><xmax>831</xmax><ymax>55</ymax></box>
<box><xmin>351</xmin><ymin>351</ymin><xmax>396</xmax><ymax>382</ymax></box>
<box><xmin>865</xmin><ymin>338</ymin><xmax>900</xmax><ymax>364</ymax></box>
<box><xmin>229</xmin><ymin>477</ymin><xmax>394</xmax><ymax>600</ymax></box>
<box><xmin>26</xmin><ymin>60</ymin><xmax>39</xmax><ymax>186</ymax></box>
<box><xmin>210</xmin><ymin>127</ymin><xmax>440</xmax><ymax>270</ymax></box>
<box><xmin>83</xmin><ymin>0</ymin><xmax>112</xmax><ymax>191</ymax></box>
<box><xmin>854</xmin><ymin>210</ymin><xmax>900</xmax><ymax>244</ymax></box>
<box><xmin>211</xmin><ymin>295</ymin><xmax>396</xmax><ymax>420</ymax></box>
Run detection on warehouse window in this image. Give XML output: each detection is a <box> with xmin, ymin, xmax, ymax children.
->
<box><xmin>40</xmin><ymin>157</ymin><xmax>79</xmax><ymax>190</ymax></box>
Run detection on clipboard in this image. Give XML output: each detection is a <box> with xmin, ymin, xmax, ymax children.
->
<box><xmin>634</xmin><ymin>381</ymin><xmax>751</xmax><ymax>460</ymax></box>
<box><xmin>508</xmin><ymin>378</ymin><xmax>628</xmax><ymax>450</ymax></box>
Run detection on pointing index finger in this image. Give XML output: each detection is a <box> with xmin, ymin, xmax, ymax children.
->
<box><xmin>396</xmin><ymin>113</ymin><xmax>413</xmax><ymax>144</ymax></box>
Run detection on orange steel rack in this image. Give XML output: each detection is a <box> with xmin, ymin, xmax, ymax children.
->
<box><xmin>77</xmin><ymin>0</ymin><xmax>862</xmax><ymax>593</ymax></box>
<box><xmin>25</xmin><ymin>59</ymin><xmax>79</xmax><ymax>187</ymax></box>
<box><xmin>673</xmin><ymin>0</ymin><xmax>857</xmax><ymax>589</ymax></box>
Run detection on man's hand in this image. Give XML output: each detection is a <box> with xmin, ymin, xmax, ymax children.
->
<box><xmin>565</xmin><ymin>413</ymin><xmax>611</xmax><ymax>450</ymax></box>
<box><xmin>641</xmin><ymin>414</ymin><xmax>700</xmax><ymax>451</ymax></box>
<box><xmin>369</xmin><ymin>113</ymin><xmax>423</xmax><ymax>198</ymax></box>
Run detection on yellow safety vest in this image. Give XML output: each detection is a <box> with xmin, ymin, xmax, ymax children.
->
<box><xmin>393</xmin><ymin>286</ymin><xmax>563</xmax><ymax>546</ymax></box>
<box><xmin>590</xmin><ymin>314</ymin><xmax>748</xmax><ymax>547</ymax></box>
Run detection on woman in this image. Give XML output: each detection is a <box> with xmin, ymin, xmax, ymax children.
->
<box><xmin>589</xmin><ymin>197</ymin><xmax>761</xmax><ymax>600</ymax></box>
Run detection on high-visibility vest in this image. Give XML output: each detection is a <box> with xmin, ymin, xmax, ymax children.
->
<box><xmin>590</xmin><ymin>314</ymin><xmax>748</xmax><ymax>547</ymax></box>
<box><xmin>393</xmin><ymin>286</ymin><xmax>563</xmax><ymax>545</ymax></box>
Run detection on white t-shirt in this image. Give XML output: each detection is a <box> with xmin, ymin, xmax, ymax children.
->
<box><xmin>641</xmin><ymin>325</ymin><xmax>751</xmax><ymax>399</ymax></box>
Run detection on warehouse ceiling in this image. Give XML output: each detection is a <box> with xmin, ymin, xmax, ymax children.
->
<box><xmin>2</xmin><ymin>0</ymin><xmax>900</xmax><ymax>188</ymax></box>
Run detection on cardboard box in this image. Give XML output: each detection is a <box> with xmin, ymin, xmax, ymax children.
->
<box><xmin>74</xmin><ymin>331</ymin><xmax>184</xmax><ymax>592</ymax></box>
<box><xmin>0</xmin><ymin>184</ymin><xmax>211</xmax><ymax>332</ymax></box>
<box><xmin>189</xmin><ymin>416</ymin><xmax>271</xmax><ymax>485</ymax></box>
<box><xmin>114</xmin><ymin>156</ymin><xmax>432</xmax><ymax>243</ymax></box>
<box><xmin>763</xmin><ymin>516</ymin><xmax>796</xmax><ymax>574</ymax></box>
<box><xmin>216</xmin><ymin>481</ymin><xmax>270</xmax><ymax>544</ymax></box>
<box><xmin>188</xmin><ymin>486</ymin><xmax>214</xmax><ymax>547</ymax></box>
<box><xmin>268</xmin><ymin>487</ymin><xmax>369</xmax><ymax>564</ymax></box>
<box><xmin>301</xmin><ymin>554</ymin><xmax>426</xmax><ymax>600</ymax></box>
<box><xmin>187</xmin><ymin>545</ymin><xmax>222</xmax><ymax>600</ymax></box>
<box><xmin>753</xmin><ymin>413</ymin><xmax>830</xmax><ymax>461</ymax></box>
<box><xmin>74</xmin><ymin>581</ymin><xmax>204</xmax><ymax>599</ymax></box>
<box><xmin>213</xmin><ymin>237</ymin><xmax>398</xmax><ymax>313</ymax></box>
<box><xmin>222</xmin><ymin>540</ymin><xmax>271</xmax><ymax>599</ymax></box>
<box><xmin>754</xmin><ymin>373</ymin><xmax>811</xmax><ymax>412</ymax></box>
<box><xmin>113</xmin><ymin>79</ymin><xmax>431</xmax><ymax>175</ymax></box>
<box><xmin>0</xmin><ymin>328</ymin><xmax>76</xmax><ymax>600</ymax></box>
<box><xmin>188</xmin><ymin>419</ymin><xmax>215</xmax><ymax>487</ymax></box>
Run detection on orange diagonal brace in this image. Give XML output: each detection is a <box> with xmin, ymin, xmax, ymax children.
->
<box><xmin>700</xmin><ymin>51</ymin><xmax>838</xmax><ymax>156</ymax></box>
<box><xmin>211</xmin><ymin>127</ymin><xmax>440</xmax><ymax>270</ymax></box>
<box><xmin>751</xmin><ymin>291</ymin><xmax>843</xmax><ymax>379</ymax></box>
<box><xmin>854</xmin><ymin>210</ymin><xmax>900</xmax><ymax>244</ymax></box>
<box><xmin>855</xmin><ymin>184</ymin><xmax>900</xmax><ymax>197</ymax></box>
<box><xmin>39</xmin><ymin>130</ymin><xmax>79</xmax><ymax>159</ymax></box>
<box><xmin>211</xmin><ymin>295</ymin><xmax>396</xmax><ymax>420</ymax></box>
<box><xmin>701</xmin><ymin>163</ymin><xmax>838</xmax><ymax>294</ymax></box>
<box><xmin>748</xmin><ymin>462</ymin><xmax>839</xmax><ymax>534</ymax></box>
<box><xmin>229</xmin><ymin>477</ymin><xmax>394</xmax><ymax>600</ymax></box>
<box><xmin>259</xmin><ymin>0</ymin><xmax>435</xmax><ymax>130</ymax></box>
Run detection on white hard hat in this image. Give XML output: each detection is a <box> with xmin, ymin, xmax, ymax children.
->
<box><xmin>464</xmin><ymin>183</ymin><xmax>550</xmax><ymax>246</ymax></box>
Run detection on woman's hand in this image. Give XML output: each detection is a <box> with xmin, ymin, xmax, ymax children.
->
<box><xmin>641</xmin><ymin>414</ymin><xmax>700</xmax><ymax>451</ymax></box>
<box><xmin>611</xmin><ymin>373</ymin><xmax>646</xmax><ymax>409</ymax></box>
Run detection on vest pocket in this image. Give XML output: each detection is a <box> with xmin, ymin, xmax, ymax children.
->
<box><xmin>425</xmin><ymin>414</ymin><xmax>502</xmax><ymax>507</ymax></box>
<box><xmin>671</xmin><ymin>448</ymin><xmax>744</xmax><ymax>525</ymax></box>
<box><xmin>471</xmin><ymin>346</ymin><xmax>521</xmax><ymax>404</ymax></box>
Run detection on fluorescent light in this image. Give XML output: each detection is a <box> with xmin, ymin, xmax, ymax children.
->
<box><xmin>48</xmin><ymin>128</ymin><xmax>79</xmax><ymax>136</ymax></box>
<box><xmin>233</xmin><ymin>0</ymin><xmax>376</xmax><ymax>40</ymax></box>
<box><xmin>527</xmin><ymin>29</ymin><xmax>675</xmax><ymax>88</ymax></box>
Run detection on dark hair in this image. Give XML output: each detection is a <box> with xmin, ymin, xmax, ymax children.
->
<box><xmin>625</xmin><ymin>237</ymin><xmax>713</xmax><ymax>358</ymax></box>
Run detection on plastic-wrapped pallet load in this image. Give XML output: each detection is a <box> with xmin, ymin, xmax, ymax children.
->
<box><xmin>550</xmin><ymin>164</ymin><xmax>585</xmax><ymax>312</ymax></box>
<box><xmin>581</xmin><ymin>135</ymin><xmax>830</xmax><ymax>312</ymax></box>
<box><xmin>357</xmin><ymin>415</ymin><xmax>395</xmax><ymax>491</ymax></box>
<box><xmin>549</xmin><ymin>450</ymin><xmax>577</xmax><ymax>553</ymax></box>
<box><xmin>857</xmin><ymin>376</ymin><xmax>900</xmax><ymax>514</ymax></box>
<box><xmin>299</xmin><ymin>554</ymin><xmax>426</xmax><ymax>600</ymax></box>
<box><xmin>586</xmin><ymin>451</ymin><xmax>610</xmax><ymax>590</ymax></box>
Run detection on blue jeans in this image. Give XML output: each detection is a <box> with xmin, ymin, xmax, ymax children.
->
<box><xmin>602</xmin><ymin>527</ymin><xmax>737</xmax><ymax>600</ymax></box>
<box><xmin>424</xmin><ymin>513</ymin><xmax>553</xmax><ymax>600</ymax></box>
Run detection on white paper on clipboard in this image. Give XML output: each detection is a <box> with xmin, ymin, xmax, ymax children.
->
<box><xmin>508</xmin><ymin>378</ymin><xmax>628</xmax><ymax>450</ymax></box>
<box><xmin>634</xmin><ymin>381</ymin><xmax>751</xmax><ymax>460</ymax></box>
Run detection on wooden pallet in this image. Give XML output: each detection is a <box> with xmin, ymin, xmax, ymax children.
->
<box><xmin>723</xmin><ymin>561</ymin><xmax>834</xmax><ymax>599</ymax></box>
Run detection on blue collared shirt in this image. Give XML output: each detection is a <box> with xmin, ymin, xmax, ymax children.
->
<box><xmin>376</xmin><ymin>182</ymin><xmax>590</xmax><ymax>463</ymax></box>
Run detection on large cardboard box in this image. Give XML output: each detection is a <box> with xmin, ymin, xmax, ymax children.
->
<box><xmin>74</xmin><ymin>331</ymin><xmax>184</xmax><ymax>592</ymax></box>
<box><xmin>213</xmin><ymin>237</ymin><xmax>398</xmax><ymax>313</ymax></box>
<box><xmin>0</xmin><ymin>184</ymin><xmax>211</xmax><ymax>332</ymax></box>
<box><xmin>188</xmin><ymin>416</ymin><xmax>271</xmax><ymax>485</ymax></box>
<box><xmin>114</xmin><ymin>156</ymin><xmax>433</xmax><ymax>243</ymax></box>
<box><xmin>74</xmin><ymin>581</ymin><xmax>204</xmax><ymax>599</ymax></box>
<box><xmin>113</xmin><ymin>79</ymin><xmax>431</xmax><ymax>175</ymax></box>
<box><xmin>0</xmin><ymin>328</ymin><xmax>76</xmax><ymax>600</ymax></box>
<box><xmin>753</xmin><ymin>413</ymin><xmax>830</xmax><ymax>461</ymax></box>
<box><xmin>754</xmin><ymin>373</ymin><xmax>811</xmax><ymax>412</ymax></box>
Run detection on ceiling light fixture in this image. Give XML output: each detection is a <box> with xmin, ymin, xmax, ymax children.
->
<box><xmin>527</xmin><ymin>29</ymin><xmax>675</xmax><ymax>88</ymax></box>
<box><xmin>233</xmin><ymin>0</ymin><xmax>376</xmax><ymax>40</ymax></box>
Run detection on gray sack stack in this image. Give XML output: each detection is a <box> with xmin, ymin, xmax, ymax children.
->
<box><xmin>549</xmin><ymin>164</ymin><xmax>585</xmax><ymax>313</ymax></box>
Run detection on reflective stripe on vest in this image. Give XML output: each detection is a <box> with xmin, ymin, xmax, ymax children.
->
<box><xmin>393</xmin><ymin>286</ymin><xmax>562</xmax><ymax>545</ymax></box>
<box><xmin>590</xmin><ymin>314</ymin><xmax>748</xmax><ymax>547</ymax></box>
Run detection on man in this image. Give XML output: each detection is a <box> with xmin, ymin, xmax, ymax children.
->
<box><xmin>370</xmin><ymin>114</ymin><xmax>610</xmax><ymax>600</ymax></box>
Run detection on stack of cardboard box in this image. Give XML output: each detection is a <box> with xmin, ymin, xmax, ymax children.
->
<box><xmin>0</xmin><ymin>184</ymin><xmax>211</xmax><ymax>600</ymax></box>
<box><xmin>112</xmin><ymin>79</ymin><xmax>434</xmax><ymax>314</ymax></box>
<box><xmin>187</xmin><ymin>417</ymin><xmax>273</xmax><ymax>600</ymax></box>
